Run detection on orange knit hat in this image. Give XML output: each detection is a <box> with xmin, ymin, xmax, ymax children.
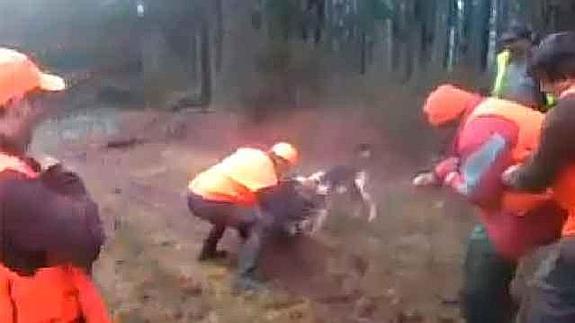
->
<box><xmin>423</xmin><ymin>84</ymin><xmax>481</xmax><ymax>126</ymax></box>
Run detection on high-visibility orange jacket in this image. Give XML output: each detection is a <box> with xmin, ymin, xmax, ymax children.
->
<box><xmin>0</xmin><ymin>152</ymin><xmax>110</xmax><ymax>323</ymax></box>
<box><xmin>189</xmin><ymin>148</ymin><xmax>279</xmax><ymax>205</ymax></box>
<box><xmin>432</xmin><ymin>97</ymin><xmax>565</xmax><ymax>260</ymax></box>
<box><xmin>0</xmin><ymin>265</ymin><xmax>110</xmax><ymax>323</ymax></box>
<box><xmin>465</xmin><ymin>98</ymin><xmax>544</xmax><ymax>162</ymax></box>
<box><xmin>463</xmin><ymin>98</ymin><xmax>550</xmax><ymax>212</ymax></box>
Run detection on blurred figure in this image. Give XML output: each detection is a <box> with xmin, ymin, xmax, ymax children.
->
<box><xmin>414</xmin><ymin>84</ymin><xmax>565</xmax><ymax>323</ymax></box>
<box><xmin>503</xmin><ymin>31</ymin><xmax>575</xmax><ymax>323</ymax></box>
<box><xmin>0</xmin><ymin>48</ymin><xmax>109</xmax><ymax>322</ymax></box>
<box><xmin>187</xmin><ymin>142</ymin><xmax>299</xmax><ymax>292</ymax></box>
<box><xmin>492</xmin><ymin>24</ymin><xmax>554</xmax><ymax>110</ymax></box>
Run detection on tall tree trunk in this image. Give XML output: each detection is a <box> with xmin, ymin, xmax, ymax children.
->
<box><xmin>199</xmin><ymin>16</ymin><xmax>212</xmax><ymax>109</ymax></box>
<box><xmin>391</xmin><ymin>1</ymin><xmax>403</xmax><ymax>75</ymax></box>
<box><xmin>475</xmin><ymin>0</ymin><xmax>492</xmax><ymax>71</ymax></box>
<box><xmin>496</xmin><ymin>0</ymin><xmax>509</xmax><ymax>36</ymax></box>
<box><xmin>401</xmin><ymin>0</ymin><xmax>415</xmax><ymax>82</ymax></box>
<box><xmin>418</xmin><ymin>0</ymin><xmax>436</xmax><ymax>71</ymax></box>
<box><xmin>190</xmin><ymin>30</ymin><xmax>198</xmax><ymax>84</ymax></box>
<box><xmin>360</xmin><ymin>30</ymin><xmax>367</xmax><ymax>74</ymax></box>
<box><xmin>214</xmin><ymin>0</ymin><xmax>224</xmax><ymax>72</ymax></box>
<box><xmin>383</xmin><ymin>16</ymin><xmax>394</xmax><ymax>75</ymax></box>
<box><xmin>431</xmin><ymin>0</ymin><xmax>448</xmax><ymax>69</ymax></box>
<box><xmin>445</xmin><ymin>0</ymin><xmax>458</xmax><ymax>70</ymax></box>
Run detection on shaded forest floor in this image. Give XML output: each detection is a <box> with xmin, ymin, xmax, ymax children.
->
<box><xmin>32</xmin><ymin>107</ymin><xmax>475</xmax><ymax>322</ymax></box>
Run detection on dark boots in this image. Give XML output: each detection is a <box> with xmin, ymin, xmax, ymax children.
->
<box><xmin>197</xmin><ymin>248</ymin><xmax>228</xmax><ymax>261</ymax></box>
<box><xmin>198</xmin><ymin>225</ymin><xmax>228</xmax><ymax>261</ymax></box>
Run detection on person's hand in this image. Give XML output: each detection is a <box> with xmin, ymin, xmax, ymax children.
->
<box><xmin>502</xmin><ymin>164</ymin><xmax>521</xmax><ymax>186</ymax></box>
<box><xmin>412</xmin><ymin>172</ymin><xmax>438</xmax><ymax>187</ymax></box>
<box><xmin>435</xmin><ymin>157</ymin><xmax>460</xmax><ymax>179</ymax></box>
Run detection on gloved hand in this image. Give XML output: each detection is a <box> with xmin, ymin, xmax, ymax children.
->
<box><xmin>412</xmin><ymin>172</ymin><xmax>438</xmax><ymax>187</ymax></box>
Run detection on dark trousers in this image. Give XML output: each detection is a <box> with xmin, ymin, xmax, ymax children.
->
<box><xmin>187</xmin><ymin>193</ymin><xmax>268</xmax><ymax>279</ymax></box>
<box><xmin>463</xmin><ymin>225</ymin><xmax>517</xmax><ymax>323</ymax></box>
<box><xmin>522</xmin><ymin>237</ymin><xmax>575</xmax><ymax>323</ymax></box>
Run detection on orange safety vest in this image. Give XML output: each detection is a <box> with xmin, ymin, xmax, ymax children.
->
<box><xmin>465</xmin><ymin>98</ymin><xmax>551</xmax><ymax>213</ymax></box>
<box><xmin>465</xmin><ymin>98</ymin><xmax>545</xmax><ymax>162</ymax></box>
<box><xmin>549</xmin><ymin>86</ymin><xmax>575</xmax><ymax>236</ymax></box>
<box><xmin>0</xmin><ymin>152</ymin><xmax>110</xmax><ymax>323</ymax></box>
<box><xmin>189</xmin><ymin>148</ymin><xmax>279</xmax><ymax>205</ymax></box>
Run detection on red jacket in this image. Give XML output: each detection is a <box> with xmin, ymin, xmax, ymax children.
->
<box><xmin>434</xmin><ymin>101</ymin><xmax>566</xmax><ymax>260</ymax></box>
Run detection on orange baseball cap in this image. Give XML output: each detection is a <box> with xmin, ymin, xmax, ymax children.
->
<box><xmin>423</xmin><ymin>84</ymin><xmax>481</xmax><ymax>126</ymax></box>
<box><xmin>0</xmin><ymin>48</ymin><xmax>66</xmax><ymax>107</ymax></box>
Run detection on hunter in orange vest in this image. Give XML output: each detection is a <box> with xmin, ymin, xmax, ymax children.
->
<box><xmin>414</xmin><ymin>84</ymin><xmax>565</xmax><ymax>323</ymax></box>
<box><xmin>188</xmin><ymin>143</ymin><xmax>299</xmax><ymax>292</ymax></box>
<box><xmin>0</xmin><ymin>47</ymin><xmax>110</xmax><ymax>322</ymax></box>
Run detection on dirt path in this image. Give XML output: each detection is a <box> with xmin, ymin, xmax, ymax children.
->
<box><xmin>33</xmin><ymin>108</ymin><xmax>473</xmax><ymax>322</ymax></box>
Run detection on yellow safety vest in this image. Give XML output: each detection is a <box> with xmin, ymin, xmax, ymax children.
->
<box><xmin>492</xmin><ymin>50</ymin><xmax>556</xmax><ymax>111</ymax></box>
<box><xmin>492</xmin><ymin>50</ymin><xmax>511</xmax><ymax>98</ymax></box>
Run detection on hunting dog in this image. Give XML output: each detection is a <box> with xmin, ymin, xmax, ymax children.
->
<box><xmin>295</xmin><ymin>144</ymin><xmax>378</xmax><ymax>233</ymax></box>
